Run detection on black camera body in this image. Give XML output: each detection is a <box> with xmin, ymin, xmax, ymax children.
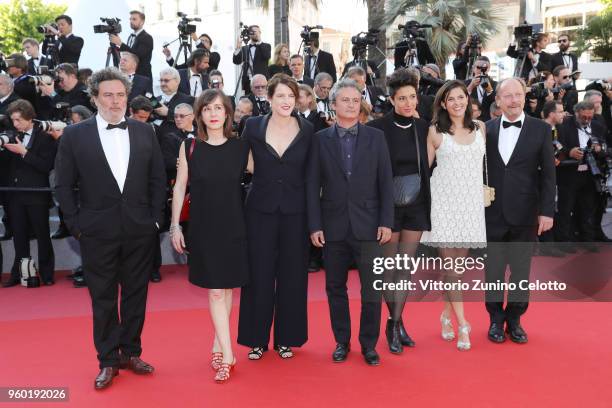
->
<box><xmin>399</xmin><ymin>21</ymin><xmax>429</xmax><ymax>40</ymax></box>
<box><xmin>319</xmin><ymin>110</ymin><xmax>336</xmax><ymax>122</ymax></box>
<box><xmin>372</xmin><ymin>95</ymin><xmax>392</xmax><ymax>115</ymax></box>
<box><xmin>239</xmin><ymin>22</ymin><xmax>255</xmax><ymax>44</ymax></box>
<box><xmin>37</xmin><ymin>23</ymin><xmax>58</xmax><ymax>36</ymax></box>
<box><xmin>0</xmin><ymin>129</ymin><xmax>18</xmax><ymax>148</ymax></box>
<box><xmin>177</xmin><ymin>12</ymin><xmax>201</xmax><ymax>36</ymax></box>
<box><xmin>301</xmin><ymin>25</ymin><xmax>322</xmax><ymax>55</ymax></box>
<box><xmin>552</xmin><ymin>81</ymin><xmax>575</xmax><ymax>95</ymax></box>
<box><xmin>351</xmin><ymin>29</ymin><xmax>379</xmax><ymax>49</ymax></box>
<box><xmin>93</xmin><ymin>17</ymin><xmax>122</xmax><ymax>35</ymax></box>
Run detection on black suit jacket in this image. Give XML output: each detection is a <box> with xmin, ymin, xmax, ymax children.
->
<box><xmin>128</xmin><ymin>74</ymin><xmax>153</xmax><ymax>102</ymax></box>
<box><xmin>551</xmin><ymin>52</ymin><xmax>578</xmax><ymax>73</ymax></box>
<box><xmin>556</xmin><ymin>116</ymin><xmax>606</xmax><ymax>185</ymax></box>
<box><xmin>365</xmin><ymin>85</ymin><xmax>384</xmax><ymax>105</ymax></box>
<box><xmin>5</xmin><ymin>127</ymin><xmax>57</xmax><ymax>205</ymax></box>
<box><xmin>304</xmin><ymin>110</ymin><xmax>326</xmax><ymax>133</ymax></box>
<box><xmin>485</xmin><ymin>116</ymin><xmax>556</xmax><ymax>228</ymax></box>
<box><xmin>157</xmin><ymin>92</ymin><xmax>195</xmax><ymax>123</ymax></box>
<box><xmin>119</xmin><ymin>30</ymin><xmax>154</xmax><ymax>79</ymax></box>
<box><xmin>506</xmin><ymin>47</ymin><xmax>552</xmax><ymax>80</ymax></box>
<box><xmin>243</xmin><ymin>113</ymin><xmax>314</xmax><ymax>214</ymax></box>
<box><xmin>247</xmin><ymin>94</ymin><xmax>270</xmax><ymax>116</ymax></box>
<box><xmin>12</xmin><ymin>75</ymin><xmax>38</xmax><ymax>109</ymax></box>
<box><xmin>27</xmin><ymin>56</ymin><xmax>55</xmax><ymax>75</ymax></box>
<box><xmin>178</xmin><ymin>68</ymin><xmax>208</xmax><ymax>96</ymax></box>
<box><xmin>307</xmin><ymin>123</ymin><xmax>394</xmax><ymax>241</ymax></box>
<box><xmin>466</xmin><ymin>80</ymin><xmax>497</xmax><ymax>121</ymax></box>
<box><xmin>0</xmin><ymin>92</ymin><xmax>19</xmax><ymax>117</ymax></box>
<box><xmin>50</xmin><ymin>35</ymin><xmax>84</xmax><ymax>67</ymax></box>
<box><xmin>394</xmin><ymin>39</ymin><xmax>435</xmax><ymax>70</ymax></box>
<box><xmin>295</xmin><ymin>76</ymin><xmax>315</xmax><ymax>87</ymax></box>
<box><xmin>232</xmin><ymin>43</ymin><xmax>272</xmax><ymax>89</ymax></box>
<box><xmin>55</xmin><ymin>117</ymin><xmax>166</xmax><ymax>239</ymax></box>
<box><xmin>304</xmin><ymin>50</ymin><xmax>337</xmax><ymax>83</ymax></box>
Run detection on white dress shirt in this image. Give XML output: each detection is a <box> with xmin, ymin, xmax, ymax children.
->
<box><xmin>189</xmin><ymin>69</ymin><xmax>203</xmax><ymax>97</ymax></box>
<box><xmin>96</xmin><ymin>114</ymin><xmax>130</xmax><ymax>193</ymax></box>
<box><xmin>562</xmin><ymin>53</ymin><xmax>574</xmax><ymax>72</ymax></box>
<box><xmin>577</xmin><ymin>125</ymin><xmax>591</xmax><ymax>149</ymax></box>
<box><xmin>21</xmin><ymin>127</ymin><xmax>34</xmax><ymax>149</ymax></box>
<box><xmin>308</xmin><ymin>51</ymin><xmax>319</xmax><ymax>78</ymax></box>
<box><xmin>498</xmin><ymin>112</ymin><xmax>525</xmax><ymax>165</ymax></box>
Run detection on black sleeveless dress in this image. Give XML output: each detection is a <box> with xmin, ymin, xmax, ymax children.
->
<box><xmin>185</xmin><ymin>138</ymin><xmax>249</xmax><ymax>288</ymax></box>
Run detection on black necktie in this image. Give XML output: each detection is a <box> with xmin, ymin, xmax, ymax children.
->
<box><xmin>107</xmin><ymin>121</ymin><xmax>128</xmax><ymax>130</ymax></box>
<box><xmin>502</xmin><ymin>120</ymin><xmax>522</xmax><ymax>129</ymax></box>
<box><xmin>127</xmin><ymin>33</ymin><xmax>136</xmax><ymax>47</ymax></box>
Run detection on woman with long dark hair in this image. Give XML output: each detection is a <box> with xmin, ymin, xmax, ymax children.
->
<box><xmin>367</xmin><ymin>68</ymin><xmax>431</xmax><ymax>355</ymax></box>
<box><xmin>422</xmin><ymin>80</ymin><xmax>487</xmax><ymax>351</ymax></box>
<box><xmin>170</xmin><ymin>89</ymin><xmax>251</xmax><ymax>383</ymax></box>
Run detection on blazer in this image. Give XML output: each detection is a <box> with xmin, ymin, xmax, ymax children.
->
<box><xmin>232</xmin><ymin>42</ymin><xmax>272</xmax><ymax>89</ymax></box>
<box><xmin>466</xmin><ymin>79</ymin><xmax>498</xmax><ymax>121</ymax></box>
<box><xmin>0</xmin><ymin>92</ymin><xmax>19</xmax><ymax>117</ymax></box>
<box><xmin>484</xmin><ymin>116</ymin><xmax>556</xmax><ymax>228</ymax></box>
<box><xmin>119</xmin><ymin>30</ymin><xmax>154</xmax><ymax>79</ymax></box>
<box><xmin>506</xmin><ymin>46</ymin><xmax>552</xmax><ymax>80</ymax></box>
<box><xmin>54</xmin><ymin>117</ymin><xmax>166</xmax><ymax>239</ymax></box>
<box><xmin>551</xmin><ymin>52</ymin><xmax>578</xmax><ymax>73</ymax></box>
<box><xmin>44</xmin><ymin>35</ymin><xmax>84</xmax><ymax>67</ymax></box>
<box><xmin>307</xmin><ymin>123</ymin><xmax>394</xmax><ymax>241</ymax></box>
<box><xmin>178</xmin><ymin>68</ymin><xmax>208</xmax><ymax>96</ymax></box>
<box><xmin>27</xmin><ymin>56</ymin><xmax>55</xmax><ymax>75</ymax></box>
<box><xmin>243</xmin><ymin>113</ymin><xmax>314</xmax><ymax>215</ymax></box>
<box><xmin>365</xmin><ymin>85</ymin><xmax>384</xmax><ymax>106</ymax></box>
<box><xmin>304</xmin><ymin>50</ymin><xmax>337</xmax><ymax>83</ymax></box>
<box><xmin>394</xmin><ymin>39</ymin><xmax>435</xmax><ymax>70</ymax></box>
<box><xmin>128</xmin><ymin>74</ymin><xmax>153</xmax><ymax>102</ymax></box>
<box><xmin>157</xmin><ymin>92</ymin><xmax>195</xmax><ymax>123</ymax></box>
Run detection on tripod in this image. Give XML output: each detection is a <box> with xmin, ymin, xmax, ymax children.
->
<box><xmin>465</xmin><ymin>45</ymin><xmax>481</xmax><ymax>80</ymax></box>
<box><xmin>163</xmin><ymin>34</ymin><xmax>194</xmax><ymax>68</ymax></box>
<box><xmin>233</xmin><ymin>38</ymin><xmax>254</xmax><ymax>98</ymax></box>
<box><xmin>513</xmin><ymin>48</ymin><xmax>529</xmax><ymax>79</ymax></box>
<box><xmin>105</xmin><ymin>42</ymin><xmax>120</xmax><ymax>68</ymax></box>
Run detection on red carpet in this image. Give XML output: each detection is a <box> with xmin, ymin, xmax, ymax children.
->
<box><xmin>0</xmin><ymin>265</ymin><xmax>610</xmax><ymax>408</ymax></box>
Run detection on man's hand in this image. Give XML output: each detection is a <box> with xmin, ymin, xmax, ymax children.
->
<box><xmin>236</xmin><ymin>38</ymin><xmax>242</xmax><ymax>49</ymax></box>
<box><xmin>467</xmin><ymin>76</ymin><xmax>481</xmax><ymax>93</ymax></box>
<box><xmin>538</xmin><ymin>216</ymin><xmax>554</xmax><ymax>236</ymax></box>
<box><xmin>49</xmin><ymin>128</ymin><xmax>63</xmax><ymax>140</ymax></box>
<box><xmin>377</xmin><ymin>227</ymin><xmax>392</xmax><ymax>245</ymax></box>
<box><xmin>109</xmin><ymin>34</ymin><xmax>122</xmax><ymax>47</ymax></box>
<box><xmin>38</xmin><ymin>79</ymin><xmax>55</xmax><ymax>97</ymax></box>
<box><xmin>45</xmin><ymin>24</ymin><xmax>59</xmax><ymax>36</ymax></box>
<box><xmin>162</xmin><ymin>47</ymin><xmax>171</xmax><ymax>58</ymax></box>
<box><xmin>154</xmin><ymin>104</ymin><xmax>169</xmax><ymax>117</ymax></box>
<box><xmin>4</xmin><ymin>137</ymin><xmax>27</xmax><ymax>156</ymax></box>
<box><xmin>569</xmin><ymin>147</ymin><xmax>584</xmax><ymax>160</ymax></box>
<box><xmin>557</xmin><ymin>88</ymin><xmax>566</xmax><ymax>100</ymax></box>
<box><xmin>310</xmin><ymin>230</ymin><xmax>325</xmax><ymax>247</ymax></box>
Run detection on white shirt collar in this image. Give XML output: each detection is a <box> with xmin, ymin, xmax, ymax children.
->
<box><xmin>162</xmin><ymin>92</ymin><xmax>176</xmax><ymax>102</ymax></box>
<box><xmin>302</xmin><ymin>109</ymin><xmax>311</xmax><ymax>117</ymax></box>
<box><xmin>0</xmin><ymin>93</ymin><xmax>10</xmax><ymax>103</ymax></box>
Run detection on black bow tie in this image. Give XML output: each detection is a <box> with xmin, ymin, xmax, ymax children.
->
<box><xmin>191</xmin><ymin>73</ymin><xmax>200</xmax><ymax>77</ymax></box>
<box><xmin>32</xmin><ymin>57</ymin><xmax>39</xmax><ymax>60</ymax></box>
<box><xmin>502</xmin><ymin>120</ymin><xmax>522</xmax><ymax>129</ymax></box>
<box><xmin>249</xmin><ymin>44</ymin><xmax>257</xmax><ymax>48</ymax></box>
<box><xmin>106</xmin><ymin>121</ymin><xmax>128</xmax><ymax>130</ymax></box>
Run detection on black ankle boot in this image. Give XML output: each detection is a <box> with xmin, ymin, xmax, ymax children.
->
<box><xmin>385</xmin><ymin>318</ymin><xmax>403</xmax><ymax>354</ymax></box>
<box><xmin>398</xmin><ymin>318</ymin><xmax>415</xmax><ymax>347</ymax></box>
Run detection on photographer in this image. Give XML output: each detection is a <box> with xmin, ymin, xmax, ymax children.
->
<box><xmin>129</xmin><ymin>95</ymin><xmax>154</xmax><ymax>124</ymax></box>
<box><xmin>154</xmin><ymin>67</ymin><xmax>194</xmax><ymax>132</ymax></box>
<box><xmin>342</xmin><ymin>45</ymin><xmax>379</xmax><ymax>86</ymax></box>
<box><xmin>465</xmin><ymin>56</ymin><xmax>496</xmax><ymax>121</ymax></box>
<box><xmin>233</xmin><ymin>97</ymin><xmax>253</xmax><ymax>134</ymax></box>
<box><xmin>5</xmin><ymin>55</ymin><xmax>38</xmax><ymax>109</ymax></box>
<box><xmin>164</xmin><ymin>33</ymin><xmax>220</xmax><ymax>71</ymax></box>
<box><xmin>304</xmin><ymin>37</ymin><xmax>337</xmax><ymax>84</ymax></box>
<box><xmin>419</xmin><ymin>63</ymin><xmax>443</xmax><ymax>96</ymax></box>
<box><xmin>556</xmin><ymin>101</ymin><xmax>606</xmax><ymax>252</ymax></box>
<box><xmin>38</xmin><ymin>63</ymin><xmax>94</xmax><ymax>117</ymax></box>
<box><xmin>178</xmin><ymin>48</ymin><xmax>210</xmax><ymax>97</ymax></box>
<box><xmin>0</xmin><ymin>73</ymin><xmax>19</xmax><ymax>241</ymax></box>
<box><xmin>551</xmin><ymin>34</ymin><xmax>578</xmax><ymax>74</ymax></box>
<box><xmin>289</xmin><ymin>54</ymin><xmax>314</xmax><ymax>87</ymax></box>
<box><xmin>119</xmin><ymin>52</ymin><xmax>153</xmax><ymax>102</ymax></box>
<box><xmin>347</xmin><ymin>66</ymin><xmax>384</xmax><ymax>108</ymax></box>
<box><xmin>393</xmin><ymin>21</ymin><xmax>435</xmax><ymax>70</ymax></box>
<box><xmin>207</xmin><ymin>70</ymin><xmax>235</xmax><ymax>111</ymax></box>
<box><xmin>297</xmin><ymin>83</ymin><xmax>326</xmax><ymax>133</ymax></box>
<box><xmin>41</xmin><ymin>15</ymin><xmax>84</xmax><ymax>67</ymax></box>
<box><xmin>232</xmin><ymin>25</ymin><xmax>271</xmax><ymax>94</ymax></box>
<box><xmin>22</xmin><ymin>38</ymin><xmax>54</xmax><ymax>75</ymax></box>
<box><xmin>1</xmin><ymin>99</ymin><xmax>56</xmax><ymax>287</ymax></box>
<box><xmin>452</xmin><ymin>34</ymin><xmax>483</xmax><ymax>80</ymax></box>
<box><xmin>552</xmin><ymin>65</ymin><xmax>578</xmax><ymax>115</ymax></box>
<box><xmin>584</xmin><ymin>89</ymin><xmax>610</xmax><ymax>143</ymax></box>
<box><xmin>507</xmin><ymin>32</ymin><xmax>552</xmax><ymax>81</ymax></box>
<box><xmin>109</xmin><ymin>11</ymin><xmax>154</xmax><ymax>79</ymax></box>
<box><xmin>246</xmin><ymin>74</ymin><xmax>270</xmax><ymax>116</ymax></box>
<box><xmin>0</xmin><ymin>74</ymin><xmax>19</xmax><ymax>118</ymax></box>
<box><xmin>585</xmin><ymin>79</ymin><xmax>612</xmax><ymax>141</ymax></box>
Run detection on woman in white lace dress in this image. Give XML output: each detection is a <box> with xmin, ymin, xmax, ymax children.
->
<box><xmin>422</xmin><ymin>80</ymin><xmax>486</xmax><ymax>351</ymax></box>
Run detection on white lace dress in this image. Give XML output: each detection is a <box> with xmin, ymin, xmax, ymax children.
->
<box><xmin>421</xmin><ymin>129</ymin><xmax>487</xmax><ymax>248</ymax></box>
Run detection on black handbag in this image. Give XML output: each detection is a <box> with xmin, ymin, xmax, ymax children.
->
<box><xmin>392</xmin><ymin>123</ymin><xmax>422</xmax><ymax>206</ymax></box>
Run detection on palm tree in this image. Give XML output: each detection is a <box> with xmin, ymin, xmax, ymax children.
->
<box><xmin>385</xmin><ymin>0</ymin><xmax>504</xmax><ymax>78</ymax></box>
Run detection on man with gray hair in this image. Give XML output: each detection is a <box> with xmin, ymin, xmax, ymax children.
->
<box><xmin>307</xmin><ymin>78</ymin><xmax>393</xmax><ymax>366</ymax></box>
<box><xmin>314</xmin><ymin>72</ymin><xmax>334</xmax><ymax>115</ymax></box>
<box><xmin>0</xmin><ymin>73</ymin><xmax>19</xmax><ymax>118</ymax></box>
<box><xmin>155</xmin><ymin>67</ymin><xmax>194</xmax><ymax>129</ymax></box>
<box><xmin>247</xmin><ymin>74</ymin><xmax>269</xmax><ymax>116</ymax></box>
<box><xmin>55</xmin><ymin>67</ymin><xmax>166</xmax><ymax>390</ymax></box>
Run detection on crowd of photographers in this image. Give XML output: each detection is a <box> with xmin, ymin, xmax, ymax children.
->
<box><xmin>0</xmin><ymin>11</ymin><xmax>610</xmax><ymax>287</ymax></box>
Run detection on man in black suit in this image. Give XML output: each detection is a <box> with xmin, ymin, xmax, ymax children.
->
<box><xmin>178</xmin><ymin>49</ymin><xmax>210</xmax><ymax>97</ymax></box>
<box><xmin>556</xmin><ymin>101</ymin><xmax>605</xmax><ymax>251</ymax></box>
<box><xmin>307</xmin><ymin>79</ymin><xmax>393</xmax><ymax>366</ymax></box>
<box><xmin>346</xmin><ymin>66</ymin><xmax>384</xmax><ymax>108</ymax></box>
<box><xmin>55</xmin><ymin>67</ymin><xmax>166</xmax><ymax>390</ymax></box>
<box><xmin>22</xmin><ymin>38</ymin><xmax>54</xmax><ymax>74</ymax></box>
<box><xmin>289</xmin><ymin>55</ymin><xmax>314</xmax><ymax>87</ymax></box>
<box><xmin>304</xmin><ymin>38</ymin><xmax>337</xmax><ymax>84</ymax></box>
<box><xmin>393</xmin><ymin>37</ymin><xmax>435</xmax><ymax>70</ymax></box>
<box><xmin>484</xmin><ymin>78</ymin><xmax>556</xmax><ymax>344</ymax></box>
<box><xmin>5</xmin><ymin>54</ymin><xmax>38</xmax><ymax>110</ymax></box>
<box><xmin>118</xmin><ymin>52</ymin><xmax>152</xmax><ymax>102</ymax></box>
<box><xmin>465</xmin><ymin>56</ymin><xmax>497</xmax><ymax>121</ymax></box>
<box><xmin>507</xmin><ymin>33</ymin><xmax>552</xmax><ymax>81</ymax></box>
<box><xmin>2</xmin><ymin>100</ymin><xmax>57</xmax><ymax>287</ymax></box>
<box><xmin>163</xmin><ymin>33</ymin><xmax>221</xmax><ymax>71</ymax></box>
<box><xmin>246</xmin><ymin>74</ymin><xmax>270</xmax><ymax>116</ymax></box>
<box><xmin>342</xmin><ymin>46</ymin><xmax>380</xmax><ymax>86</ymax></box>
<box><xmin>109</xmin><ymin>11</ymin><xmax>153</xmax><ymax>79</ymax></box>
<box><xmin>551</xmin><ymin>34</ymin><xmax>578</xmax><ymax>75</ymax></box>
<box><xmin>154</xmin><ymin>67</ymin><xmax>195</xmax><ymax>133</ymax></box>
<box><xmin>0</xmin><ymin>74</ymin><xmax>19</xmax><ymax>116</ymax></box>
<box><xmin>0</xmin><ymin>74</ymin><xmax>19</xmax><ymax>241</ymax></box>
<box><xmin>38</xmin><ymin>63</ymin><xmax>94</xmax><ymax>116</ymax></box>
<box><xmin>42</xmin><ymin>15</ymin><xmax>84</xmax><ymax>67</ymax></box>
<box><xmin>232</xmin><ymin>25</ymin><xmax>271</xmax><ymax>94</ymax></box>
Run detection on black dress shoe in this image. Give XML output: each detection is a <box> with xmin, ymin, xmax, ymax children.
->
<box><xmin>488</xmin><ymin>322</ymin><xmax>506</xmax><ymax>343</ymax></box>
<box><xmin>362</xmin><ymin>349</ymin><xmax>380</xmax><ymax>366</ymax></box>
<box><xmin>385</xmin><ymin>319</ymin><xmax>403</xmax><ymax>354</ymax></box>
<box><xmin>94</xmin><ymin>367</ymin><xmax>119</xmax><ymax>390</ymax></box>
<box><xmin>398</xmin><ymin>318</ymin><xmax>416</xmax><ymax>347</ymax></box>
<box><xmin>150</xmin><ymin>271</ymin><xmax>162</xmax><ymax>282</ymax></box>
<box><xmin>43</xmin><ymin>280</ymin><xmax>55</xmax><ymax>286</ymax></box>
<box><xmin>307</xmin><ymin>261</ymin><xmax>321</xmax><ymax>273</ymax></box>
<box><xmin>73</xmin><ymin>274</ymin><xmax>87</xmax><ymax>288</ymax></box>
<box><xmin>2</xmin><ymin>278</ymin><xmax>20</xmax><ymax>288</ymax></box>
<box><xmin>506</xmin><ymin>322</ymin><xmax>528</xmax><ymax>344</ymax></box>
<box><xmin>119</xmin><ymin>356</ymin><xmax>154</xmax><ymax>374</ymax></box>
<box><xmin>51</xmin><ymin>224</ymin><xmax>70</xmax><ymax>240</ymax></box>
<box><xmin>332</xmin><ymin>343</ymin><xmax>350</xmax><ymax>362</ymax></box>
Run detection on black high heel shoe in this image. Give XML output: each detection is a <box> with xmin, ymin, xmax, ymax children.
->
<box><xmin>385</xmin><ymin>318</ymin><xmax>403</xmax><ymax>354</ymax></box>
<box><xmin>398</xmin><ymin>318</ymin><xmax>416</xmax><ymax>347</ymax></box>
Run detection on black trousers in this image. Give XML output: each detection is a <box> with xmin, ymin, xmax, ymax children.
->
<box><xmin>323</xmin><ymin>228</ymin><xmax>382</xmax><ymax>350</ymax></box>
<box><xmin>238</xmin><ymin>209</ymin><xmax>309</xmax><ymax>348</ymax></box>
<box><xmin>485</xmin><ymin>222</ymin><xmax>536</xmax><ymax>325</ymax></box>
<box><xmin>8</xmin><ymin>198</ymin><xmax>54</xmax><ymax>282</ymax></box>
<box><xmin>556</xmin><ymin>172</ymin><xmax>597</xmax><ymax>242</ymax></box>
<box><xmin>79</xmin><ymin>233</ymin><xmax>155</xmax><ymax>368</ymax></box>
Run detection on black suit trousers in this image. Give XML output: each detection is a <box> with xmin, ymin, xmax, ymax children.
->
<box><xmin>80</xmin><ymin>233</ymin><xmax>155</xmax><ymax>368</ymax></box>
<box><xmin>238</xmin><ymin>209</ymin><xmax>309</xmax><ymax>348</ymax></box>
<box><xmin>556</xmin><ymin>172</ymin><xmax>597</xmax><ymax>242</ymax></box>
<box><xmin>484</xmin><ymin>222</ymin><xmax>536</xmax><ymax>325</ymax></box>
<box><xmin>323</xmin><ymin>227</ymin><xmax>382</xmax><ymax>350</ymax></box>
<box><xmin>8</xmin><ymin>198</ymin><xmax>54</xmax><ymax>282</ymax></box>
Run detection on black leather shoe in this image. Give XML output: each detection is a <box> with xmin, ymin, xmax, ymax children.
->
<box><xmin>488</xmin><ymin>322</ymin><xmax>506</xmax><ymax>343</ymax></box>
<box><xmin>506</xmin><ymin>322</ymin><xmax>528</xmax><ymax>344</ymax></box>
<box><xmin>150</xmin><ymin>270</ymin><xmax>162</xmax><ymax>282</ymax></box>
<box><xmin>362</xmin><ymin>349</ymin><xmax>380</xmax><ymax>366</ymax></box>
<box><xmin>398</xmin><ymin>318</ymin><xmax>415</xmax><ymax>347</ymax></box>
<box><xmin>94</xmin><ymin>367</ymin><xmax>119</xmax><ymax>390</ymax></box>
<box><xmin>43</xmin><ymin>280</ymin><xmax>55</xmax><ymax>286</ymax></box>
<box><xmin>73</xmin><ymin>274</ymin><xmax>87</xmax><ymax>288</ymax></box>
<box><xmin>2</xmin><ymin>278</ymin><xmax>20</xmax><ymax>288</ymax></box>
<box><xmin>51</xmin><ymin>224</ymin><xmax>70</xmax><ymax>240</ymax></box>
<box><xmin>332</xmin><ymin>343</ymin><xmax>350</xmax><ymax>362</ymax></box>
<box><xmin>385</xmin><ymin>319</ymin><xmax>403</xmax><ymax>354</ymax></box>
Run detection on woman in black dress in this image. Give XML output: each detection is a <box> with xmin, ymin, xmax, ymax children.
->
<box><xmin>238</xmin><ymin>74</ymin><xmax>314</xmax><ymax>360</ymax></box>
<box><xmin>170</xmin><ymin>89</ymin><xmax>251</xmax><ymax>383</ymax></box>
<box><xmin>367</xmin><ymin>69</ymin><xmax>431</xmax><ymax>355</ymax></box>
<box><xmin>267</xmin><ymin>44</ymin><xmax>292</xmax><ymax>78</ymax></box>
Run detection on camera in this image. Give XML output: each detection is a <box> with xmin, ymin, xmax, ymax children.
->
<box><xmin>29</xmin><ymin>74</ymin><xmax>55</xmax><ymax>87</ymax></box>
<box><xmin>210</xmin><ymin>79</ymin><xmax>222</xmax><ymax>89</ymax></box>
<box><xmin>34</xmin><ymin>119</ymin><xmax>67</xmax><ymax>133</ymax></box>
<box><xmin>177</xmin><ymin>12</ymin><xmax>200</xmax><ymax>36</ymax></box>
<box><xmin>530</xmin><ymin>82</ymin><xmax>550</xmax><ymax>99</ymax></box>
<box><xmin>301</xmin><ymin>25</ymin><xmax>323</xmax><ymax>55</ymax></box>
<box><xmin>513</xmin><ymin>23</ymin><xmax>535</xmax><ymax>51</ymax></box>
<box><xmin>239</xmin><ymin>22</ymin><xmax>255</xmax><ymax>43</ymax></box>
<box><xmin>351</xmin><ymin>29</ymin><xmax>379</xmax><ymax>48</ymax></box>
<box><xmin>0</xmin><ymin>130</ymin><xmax>18</xmax><ymax>148</ymax></box>
<box><xmin>590</xmin><ymin>79</ymin><xmax>611</xmax><ymax>92</ymax></box>
<box><xmin>552</xmin><ymin>82</ymin><xmax>574</xmax><ymax>95</ymax></box>
<box><xmin>420</xmin><ymin>70</ymin><xmax>447</xmax><ymax>88</ymax></box>
<box><xmin>37</xmin><ymin>23</ymin><xmax>58</xmax><ymax>36</ymax></box>
<box><xmin>372</xmin><ymin>95</ymin><xmax>392</xmax><ymax>115</ymax></box>
<box><xmin>93</xmin><ymin>17</ymin><xmax>122</xmax><ymax>35</ymax></box>
<box><xmin>398</xmin><ymin>20</ymin><xmax>431</xmax><ymax>40</ymax></box>
<box><xmin>144</xmin><ymin>93</ymin><xmax>161</xmax><ymax>109</ymax></box>
<box><xmin>319</xmin><ymin>110</ymin><xmax>336</xmax><ymax>122</ymax></box>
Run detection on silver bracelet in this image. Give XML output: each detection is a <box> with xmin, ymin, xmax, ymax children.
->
<box><xmin>169</xmin><ymin>224</ymin><xmax>182</xmax><ymax>236</ymax></box>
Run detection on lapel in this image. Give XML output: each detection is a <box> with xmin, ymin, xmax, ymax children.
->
<box><xmin>87</xmin><ymin>117</ymin><xmax>122</xmax><ymax>196</ymax></box>
<box><xmin>353</xmin><ymin>123</ymin><xmax>370</xmax><ymax>169</ymax></box>
<box><xmin>25</xmin><ymin>129</ymin><xmax>37</xmax><ymax>149</ymax></box>
<box><xmin>506</xmin><ymin>116</ymin><xmax>529</xmax><ymax>166</ymax></box>
<box><xmin>124</xmin><ymin>119</ymin><xmax>138</xmax><ymax>195</ymax></box>
<box><xmin>489</xmin><ymin>117</ymin><xmax>503</xmax><ymax>164</ymax></box>
<box><xmin>257</xmin><ymin>114</ymin><xmax>304</xmax><ymax>159</ymax></box>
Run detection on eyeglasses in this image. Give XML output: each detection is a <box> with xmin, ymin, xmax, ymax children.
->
<box><xmin>475</xmin><ymin>65</ymin><xmax>488</xmax><ymax>70</ymax></box>
<box><xmin>174</xmin><ymin>114</ymin><xmax>193</xmax><ymax>119</ymax></box>
<box><xmin>562</xmin><ymin>75</ymin><xmax>570</xmax><ymax>79</ymax></box>
<box><xmin>159</xmin><ymin>78</ymin><xmax>174</xmax><ymax>83</ymax></box>
<box><xmin>253</xmin><ymin>85</ymin><xmax>267</xmax><ymax>90</ymax></box>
